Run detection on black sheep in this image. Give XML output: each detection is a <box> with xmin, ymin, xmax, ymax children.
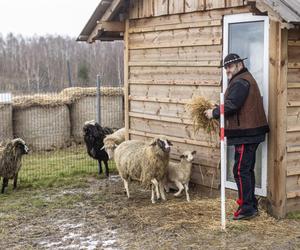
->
<box><xmin>83</xmin><ymin>120</ymin><xmax>113</xmax><ymax>177</ymax></box>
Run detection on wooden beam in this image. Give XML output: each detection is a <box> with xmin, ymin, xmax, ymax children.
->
<box><xmin>287</xmin><ymin>83</ymin><xmax>300</xmax><ymax>89</ymax></box>
<box><xmin>287</xmin><ymin>101</ymin><xmax>300</xmax><ymax>107</ymax></box>
<box><xmin>287</xmin><ymin>145</ymin><xmax>300</xmax><ymax>153</ymax></box>
<box><xmin>288</xmin><ymin>41</ymin><xmax>300</xmax><ymax>46</ymax></box>
<box><xmin>129</xmin><ymin>38</ymin><xmax>222</xmax><ymax>50</ymax></box>
<box><xmin>267</xmin><ymin>22</ymin><xmax>288</xmax><ymax>218</ymax></box>
<box><xmin>288</xmin><ymin>62</ymin><xmax>300</xmax><ymax>69</ymax></box>
<box><xmin>129</xmin><ymin>95</ymin><xmax>189</xmax><ymax>104</ymax></box>
<box><xmin>101</xmin><ymin>21</ymin><xmax>125</xmax><ymax>32</ymax></box>
<box><xmin>128</xmin><ymin>129</ymin><xmax>218</xmax><ymax>148</ymax></box>
<box><xmin>287</xmin><ymin>191</ymin><xmax>300</xmax><ymax>199</ymax></box>
<box><xmin>129</xmin><ymin>79</ymin><xmax>220</xmax><ymax>86</ymax></box>
<box><xmin>101</xmin><ymin>0</ymin><xmax>123</xmax><ymax>21</ymax></box>
<box><xmin>124</xmin><ymin>19</ymin><xmax>129</xmax><ymax>140</ymax></box>
<box><xmin>128</xmin><ymin>61</ymin><xmax>221</xmax><ymax>67</ymax></box>
<box><xmin>128</xmin><ymin>20</ymin><xmax>222</xmax><ymax>33</ymax></box>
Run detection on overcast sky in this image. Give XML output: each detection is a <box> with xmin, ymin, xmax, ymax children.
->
<box><xmin>0</xmin><ymin>0</ymin><xmax>100</xmax><ymax>38</ymax></box>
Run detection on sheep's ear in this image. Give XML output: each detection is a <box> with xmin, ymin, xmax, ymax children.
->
<box><xmin>149</xmin><ymin>139</ymin><xmax>157</xmax><ymax>146</ymax></box>
<box><xmin>192</xmin><ymin>150</ymin><xmax>197</xmax><ymax>155</ymax></box>
<box><xmin>180</xmin><ymin>154</ymin><xmax>185</xmax><ymax>159</ymax></box>
<box><xmin>166</xmin><ymin>140</ymin><xmax>173</xmax><ymax>146</ymax></box>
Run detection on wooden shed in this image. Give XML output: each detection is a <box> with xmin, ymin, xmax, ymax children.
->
<box><xmin>78</xmin><ymin>0</ymin><xmax>300</xmax><ymax>218</ymax></box>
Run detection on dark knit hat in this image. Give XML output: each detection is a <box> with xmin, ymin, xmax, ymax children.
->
<box><xmin>219</xmin><ymin>53</ymin><xmax>247</xmax><ymax>68</ymax></box>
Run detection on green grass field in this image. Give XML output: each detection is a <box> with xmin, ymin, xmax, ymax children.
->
<box><xmin>16</xmin><ymin>145</ymin><xmax>117</xmax><ymax>190</ymax></box>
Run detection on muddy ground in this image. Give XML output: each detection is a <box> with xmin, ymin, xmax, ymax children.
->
<box><xmin>0</xmin><ymin>175</ymin><xmax>300</xmax><ymax>250</ymax></box>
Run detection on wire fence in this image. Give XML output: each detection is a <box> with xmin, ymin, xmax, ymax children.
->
<box><xmin>0</xmin><ymin>78</ymin><xmax>124</xmax><ymax>185</ymax></box>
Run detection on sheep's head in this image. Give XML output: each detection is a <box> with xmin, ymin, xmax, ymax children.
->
<box><xmin>12</xmin><ymin>138</ymin><xmax>29</xmax><ymax>155</ymax></box>
<box><xmin>83</xmin><ymin>121</ymin><xmax>104</xmax><ymax>141</ymax></box>
<box><xmin>103</xmin><ymin>138</ymin><xmax>117</xmax><ymax>160</ymax></box>
<box><xmin>150</xmin><ymin>137</ymin><xmax>172</xmax><ymax>154</ymax></box>
<box><xmin>180</xmin><ymin>150</ymin><xmax>196</xmax><ymax>162</ymax></box>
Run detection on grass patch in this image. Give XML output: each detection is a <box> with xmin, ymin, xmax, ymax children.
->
<box><xmin>287</xmin><ymin>211</ymin><xmax>300</xmax><ymax>220</ymax></box>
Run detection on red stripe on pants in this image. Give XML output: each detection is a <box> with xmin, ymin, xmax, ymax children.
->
<box><xmin>238</xmin><ymin>144</ymin><xmax>245</xmax><ymax>205</ymax></box>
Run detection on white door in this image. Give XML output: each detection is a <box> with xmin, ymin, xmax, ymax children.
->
<box><xmin>223</xmin><ymin>13</ymin><xmax>269</xmax><ymax>197</ymax></box>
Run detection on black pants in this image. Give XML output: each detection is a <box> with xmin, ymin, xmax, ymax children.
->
<box><xmin>233</xmin><ymin>143</ymin><xmax>259</xmax><ymax>214</ymax></box>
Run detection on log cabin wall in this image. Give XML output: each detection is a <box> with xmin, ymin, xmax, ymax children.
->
<box><xmin>124</xmin><ymin>0</ymin><xmax>251</xmax><ymax>189</ymax></box>
<box><xmin>286</xmin><ymin>27</ymin><xmax>300</xmax><ymax>213</ymax></box>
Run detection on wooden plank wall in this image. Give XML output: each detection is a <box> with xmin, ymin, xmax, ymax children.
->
<box><xmin>129</xmin><ymin>0</ymin><xmax>246</xmax><ymax>19</ymax></box>
<box><xmin>125</xmin><ymin>6</ymin><xmax>251</xmax><ymax>188</ymax></box>
<box><xmin>286</xmin><ymin>27</ymin><xmax>300</xmax><ymax>213</ymax></box>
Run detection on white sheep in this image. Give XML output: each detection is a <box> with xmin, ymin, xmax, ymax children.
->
<box><xmin>114</xmin><ymin>137</ymin><xmax>172</xmax><ymax>204</ymax></box>
<box><xmin>164</xmin><ymin>150</ymin><xmax>196</xmax><ymax>202</ymax></box>
<box><xmin>103</xmin><ymin>127</ymin><xmax>126</xmax><ymax>159</ymax></box>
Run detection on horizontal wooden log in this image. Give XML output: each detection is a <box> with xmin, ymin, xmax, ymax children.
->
<box><xmin>129</xmin><ymin>19</ymin><xmax>222</xmax><ymax>33</ymax></box>
<box><xmin>128</xmin><ymin>60</ymin><xmax>221</xmax><ymax>67</ymax></box>
<box><xmin>129</xmin><ymin>66</ymin><xmax>222</xmax><ymax>82</ymax></box>
<box><xmin>129</xmin><ymin>45</ymin><xmax>222</xmax><ymax>63</ymax></box>
<box><xmin>129</xmin><ymin>129</ymin><xmax>218</xmax><ymax>148</ymax></box>
<box><xmin>129</xmin><ymin>38</ymin><xmax>222</xmax><ymax>49</ymax></box>
<box><xmin>287</xmin><ymin>145</ymin><xmax>300</xmax><ymax>153</ymax></box>
<box><xmin>129</xmin><ymin>84</ymin><xmax>220</xmax><ymax>102</ymax></box>
<box><xmin>287</xmin><ymin>165</ymin><xmax>300</xmax><ymax>177</ymax></box>
<box><xmin>287</xmin><ymin>191</ymin><xmax>300</xmax><ymax>199</ymax></box>
<box><xmin>130</xmin><ymin>116</ymin><xmax>218</xmax><ymax>145</ymax></box>
<box><xmin>129</xmin><ymin>79</ymin><xmax>220</xmax><ymax>86</ymax></box>
<box><xmin>286</xmin><ymin>175</ymin><xmax>300</xmax><ymax>195</ymax></box>
<box><xmin>287</xmin><ymin>101</ymin><xmax>300</xmax><ymax>107</ymax></box>
<box><xmin>286</xmin><ymin>197</ymin><xmax>300</xmax><ymax>213</ymax></box>
<box><xmin>288</xmin><ymin>41</ymin><xmax>300</xmax><ymax>46</ymax></box>
<box><xmin>130</xmin><ymin>95</ymin><xmax>189</xmax><ymax>104</ymax></box>
<box><xmin>288</xmin><ymin>62</ymin><xmax>300</xmax><ymax>69</ymax></box>
<box><xmin>288</xmin><ymin>69</ymin><xmax>300</xmax><ymax>83</ymax></box>
<box><xmin>288</xmin><ymin>82</ymin><xmax>300</xmax><ymax>89</ymax></box>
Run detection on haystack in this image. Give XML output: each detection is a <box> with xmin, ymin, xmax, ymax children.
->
<box><xmin>12</xmin><ymin>94</ymin><xmax>71</xmax><ymax>151</ymax></box>
<box><xmin>0</xmin><ymin>104</ymin><xmax>13</xmax><ymax>142</ymax></box>
<box><xmin>61</xmin><ymin>87</ymin><xmax>124</xmax><ymax>143</ymax></box>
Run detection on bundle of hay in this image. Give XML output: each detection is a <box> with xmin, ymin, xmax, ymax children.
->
<box><xmin>12</xmin><ymin>94</ymin><xmax>71</xmax><ymax>151</ymax></box>
<box><xmin>0</xmin><ymin>104</ymin><xmax>13</xmax><ymax>142</ymax></box>
<box><xmin>186</xmin><ymin>96</ymin><xmax>219</xmax><ymax>134</ymax></box>
<box><xmin>61</xmin><ymin>87</ymin><xmax>124</xmax><ymax>143</ymax></box>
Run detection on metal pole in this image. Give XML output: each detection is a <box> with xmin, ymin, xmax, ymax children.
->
<box><xmin>220</xmin><ymin>92</ymin><xmax>226</xmax><ymax>230</ymax></box>
<box><xmin>96</xmin><ymin>75</ymin><xmax>101</xmax><ymax>124</ymax></box>
<box><xmin>67</xmin><ymin>60</ymin><xmax>72</xmax><ymax>87</ymax></box>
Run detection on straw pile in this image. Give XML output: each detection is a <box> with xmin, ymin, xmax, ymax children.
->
<box><xmin>12</xmin><ymin>94</ymin><xmax>71</xmax><ymax>151</ymax></box>
<box><xmin>186</xmin><ymin>96</ymin><xmax>219</xmax><ymax>134</ymax></box>
<box><xmin>61</xmin><ymin>87</ymin><xmax>124</xmax><ymax>143</ymax></box>
<box><xmin>0</xmin><ymin>104</ymin><xmax>13</xmax><ymax>142</ymax></box>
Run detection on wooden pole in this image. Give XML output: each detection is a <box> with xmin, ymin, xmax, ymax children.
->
<box><xmin>220</xmin><ymin>92</ymin><xmax>226</xmax><ymax>230</ymax></box>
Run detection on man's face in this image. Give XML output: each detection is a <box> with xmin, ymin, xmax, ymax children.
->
<box><xmin>225</xmin><ymin>62</ymin><xmax>242</xmax><ymax>80</ymax></box>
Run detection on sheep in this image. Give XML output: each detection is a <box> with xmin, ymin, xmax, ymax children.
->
<box><xmin>0</xmin><ymin>138</ymin><xmax>29</xmax><ymax>194</ymax></box>
<box><xmin>102</xmin><ymin>127</ymin><xmax>126</xmax><ymax>159</ymax></box>
<box><xmin>82</xmin><ymin>120</ymin><xmax>113</xmax><ymax>177</ymax></box>
<box><xmin>114</xmin><ymin>137</ymin><xmax>172</xmax><ymax>204</ymax></box>
<box><xmin>164</xmin><ymin>150</ymin><xmax>196</xmax><ymax>202</ymax></box>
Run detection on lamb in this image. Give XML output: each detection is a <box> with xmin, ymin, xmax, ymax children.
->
<box><xmin>164</xmin><ymin>150</ymin><xmax>196</xmax><ymax>202</ymax></box>
<box><xmin>0</xmin><ymin>138</ymin><xmax>29</xmax><ymax>194</ymax></box>
<box><xmin>102</xmin><ymin>127</ymin><xmax>126</xmax><ymax>159</ymax></box>
<box><xmin>114</xmin><ymin>137</ymin><xmax>172</xmax><ymax>203</ymax></box>
<box><xmin>82</xmin><ymin>120</ymin><xmax>113</xmax><ymax>177</ymax></box>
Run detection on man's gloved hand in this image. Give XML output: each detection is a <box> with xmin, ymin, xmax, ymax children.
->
<box><xmin>204</xmin><ymin>109</ymin><xmax>213</xmax><ymax>119</ymax></box>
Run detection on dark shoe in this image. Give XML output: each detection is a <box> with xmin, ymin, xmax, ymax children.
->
<box><xmin>233</xmin><ymin>210</ymin><xmax>258</xmax><ymax>220</ymax></box>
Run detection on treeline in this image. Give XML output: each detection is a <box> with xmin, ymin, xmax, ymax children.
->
<box><xmin>0</xmin><ymin>33</ymin><xmax>124</xmax><ymax>94</ymax></box>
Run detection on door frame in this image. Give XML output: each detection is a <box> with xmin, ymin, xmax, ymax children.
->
<box><xmin>222</xmin><ymin>13</ymin><xmax>269</xmax><ymax>197</ymax></box>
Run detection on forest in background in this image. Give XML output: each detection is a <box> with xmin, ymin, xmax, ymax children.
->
<box><xmin>0</xmin><ymin>33</ymin><xmax>124</xmax><ymax>94</ymax></box>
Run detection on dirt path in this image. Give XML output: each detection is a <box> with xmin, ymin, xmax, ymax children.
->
<box><xmin>0</xmin><ymin>175</ymin><xmax>299</xmax><ymax>249</ymax></box>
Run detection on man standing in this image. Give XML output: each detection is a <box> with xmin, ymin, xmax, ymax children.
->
<box><xmin>205</xmin><ymin>53</ymin><xmax>269</xmax><ymax>220</ymax></box>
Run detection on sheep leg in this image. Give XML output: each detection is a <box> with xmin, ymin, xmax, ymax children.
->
<box><xmin>174</xmin><ymin>181</ymin><xmax>184</xmax><ymax>197</ymax></box>
<box><xmin>123</xmin><ymin>179</ymin><xmax>130</xmax><ymax>199</ymax></box>
<box><xmin>184</xmin><ymin>183</ymin><xmax>190</xmax><ymax>202</ymax></box>
<box><xmin>151</xmin><ymin>179</ymin><xmax>160</xmax><ymax>200</ymax></box>
<box><xmin>1</xmin><ymin>178</ymin><xmax>8</xmax><ymax>194</ymax></box>
<box><xmin>13</xmin><ymin>173</ymin><xmax>18</xmax><ymax>190</ymax></box>
<box><xmin>159</xmin><ymin>180</ymin><xmax>166</xmax><ymax>201</ymax></box>
<box><xmin>104</xmin><ymin>160</ymin><xmax>109</xmax><ymax>178</ymax></box>
<box><xmin>151</xmin><ymin>184</ymin><xmax>156</xmax><ymax>204</ymax></box>
<box><xmin>98</xmin><ymin>160</ymin><xmax>103</xmax><ymax>175</ymax></box>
